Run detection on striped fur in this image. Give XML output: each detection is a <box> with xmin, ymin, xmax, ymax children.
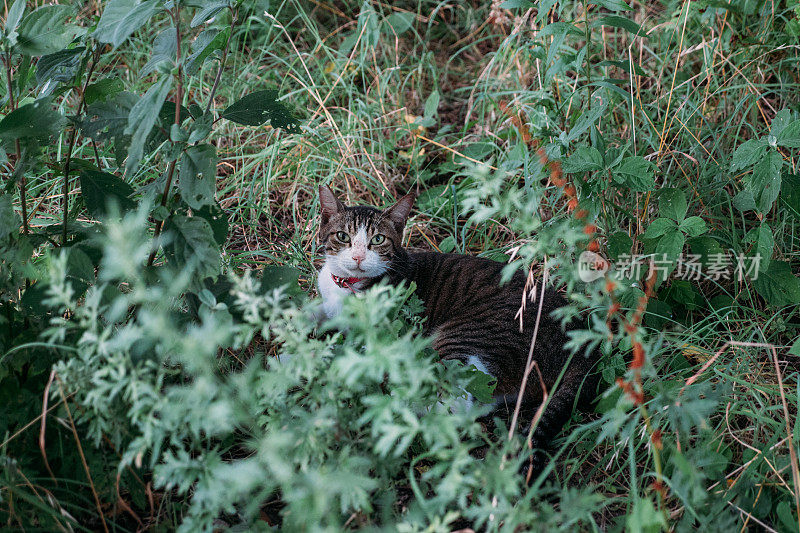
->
<box><xmin>318</xmin><ymin>186</ymin><xmax>599</xmax><ymax>465</ymax></box>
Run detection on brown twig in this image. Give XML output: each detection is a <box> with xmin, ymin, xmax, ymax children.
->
<box><xmin>55</xmin><ymin>374</ymin><xmax>109</xmax><ymax>533</ymax></box>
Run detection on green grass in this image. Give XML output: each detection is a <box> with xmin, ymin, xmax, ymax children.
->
<box><xmin>2</xmin><ymin>0</ymin><xmax>800</xmax><ymax>530</ymax></box>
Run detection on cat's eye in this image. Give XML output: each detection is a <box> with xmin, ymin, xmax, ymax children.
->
<box><xmin>336</xmin><ymin>231</ymin><xmax>350</xmax><ymax>243</ymax></box>
<box><xmin>370</xmin><ymin>234</ymin><xmax>386</xmax><ymax>245</ymax></box>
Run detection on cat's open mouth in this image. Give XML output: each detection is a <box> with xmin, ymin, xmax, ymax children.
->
<box><xmin>331</xmin><ymin>273</ymin><xmax>369</xmax><ymax>292</ymax></box>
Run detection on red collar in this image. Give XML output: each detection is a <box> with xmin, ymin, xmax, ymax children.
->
<box><xmin>331</xmin><ymin>273</ymin><xmax>367</xmax><ymax>293</ymax></box>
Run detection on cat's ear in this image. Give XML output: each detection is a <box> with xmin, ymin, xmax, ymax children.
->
<box><xmin>319</xmin><ymin>185</ymin><xmax>344</xmax><ymax>225</ymax></box>
<box><xmin>385</xmin><ymin>193</ymin><xmax>415</xmax><ymax>232</ymax></box>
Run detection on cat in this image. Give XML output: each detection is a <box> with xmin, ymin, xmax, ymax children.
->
<box><xmin>316</xmin><ymin>184</ymin><xmax>599</xmax><ymax>469</ymax></box>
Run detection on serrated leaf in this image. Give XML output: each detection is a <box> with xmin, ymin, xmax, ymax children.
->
<box><xmin>185</xmin><ymin>28</ymin><xmax>229</xmax><ymax>76</ymax></box>
<box><xmin>258</xmin><ymin>265</ymin><xmax>301</xmax><ymax>295</ymax></box>
<box><xmin>190</xmin><ymin>0</ymin><xmax>229</xmax><ymax>27</ymax></box>
<box><xmin>642</xmin><ymin>217</ymin><xmax>675</xmax><ymax>240</ymax></box>
<box><xmin>746</xmin><ymin>149</ymin><xmax>782</xmax><ymax>214</ymax></box>
<box><xmin>689</xmin><ymin>235</ymin><xmax>724</xmax><ymax>266</ymax></box>
<box><xmin>732</xmin><ymin>189</ymin><xmax>756</xmax><ymax>212</ymax></box>
<box><xmin>165</xmin><ymin>215</ymin><xmax>220</xmax><ymax>279</ymax></box>
<box><xmin>80</xmin><ymin>91</ymin><xmax>137</xmax><ymax>165</ymax></box>
<box><xmin>596</xmin><ymin>0</ymin><xmax>632</xmax><ymax>11</ymax></box>
<box><xmin>124</xmin><ymin>76</ymin><xmax>173</xmax><ymax>175</ymax></box>
<box><xmin>745</xmin><ymin>223</ymin><xmax>773</xmax><ymax>271</ymax></box>
<box><xmin>221</xmin><ymin>89</ymin><xmax>300</xmax><ymax>132</ymax></box>
<box><xmin>35</xmin><ymin>47</ymin><xmax>85</xmax><ymax>86</ymax></box>
<box><xmin>776</xmin><ymin>119</ymin><xmax>800</xmax><ymax>148</ymax></box>
<box><xmin>16</xmin><ymin>5</ymin><xmax>80</xmax><ymax>56</ymax></box>
<box><xmin>592</xmin><ymin>15</ymin><xmax>641</xmax><ymax>35</ymax></box>
<box><xmin>655</xmin><ymin>229</ymin><xmax>685</xmax><ymax>262</ymax></box>
<box><xmin>179</xmin><ymin>144</ymin><xmax>217</xmax><ymax>209</ymax></box>
<box><xmin>4</xmin><ymin>0</ymin><xmax>26</xmax><ymax>37</ymax></box>
<box><xmin>141</xmin><ymin>28</ymin><xmax>177</xmax><ymax>76</ymax></box>
<box><xmin>753</xmin><ymin>261</ymin><xmax>800</xmax><ymax>306</ymax></box>
<box><xmin>781</xmin><ymin>173</ymin><xmax>800</xmax><ymax>219</ymax></box>
<box><xmin>607</xmin><ymin>231</ymin><xmax>632</xmax><ymax>260</ymax></box>
<box><xmin>94</xmin><ymin>0</ymin><xmax>162</xmax><ymax>48</ymax></box>
<box><xmin>465</xmin><ymin>365</ymin><xmax>497</xmax><ymax>404</ymax></box>
<box><xmin>79</xmin><ymin>170</ymin><xmax>135</xmax><ymax>219</ymax></box>
<box><xmin>730</xmin><ymin>138</ymin><xmax>767</xmax><ymax>172</ymax></box>
<box><xmin>626</xmin><ymin>496</ymin><xmax>666</xmax><ymax>533</ymax></box>
<box><xmin>563</xmin><ymin>146</ymin><xmax>604</xmax><ymax>173</ymax></box>
<box><xmin>0</xmin><ymin>99</ymin><xmax>64</xmax><ymax>142</ymax></box>
<box><xmin>612</xmin><ymin>156</ymin><xmax>655</xmax><ymax>191</ymax></box>
<box><xmin>0</xmin><ymin>194</ymin><xmax>20</xmax><ymax>240</ymax></box>
<box><xmin>769</xmin><ymin>108</ymin><xmax>792</xmax><ymax>138</ymax></box>
<box><xmin>84</xmin><ymin>78</ymin><xmax>125</xmax><ymax>105</ymax></box>
<box><xmin>659</xmin><ymin>188</ymin><xmax>687</xmax><ymax>221</ymax></box>
<box><xmin>194</xmin><ymin>202</ymin><xmax>228</xmax><ymax>246</ymax></box>
<box><xmin>679</xmin><ymin>216</ymin><xmax>707</xmax><ymax>237</ymax></box>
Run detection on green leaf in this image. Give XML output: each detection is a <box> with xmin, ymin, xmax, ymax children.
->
<box><xmin>185</xmin><ymin>28</ymin><xmax>229</xmax><ymax>76</ymax></box>
<box><xmin>753</xmin><ymin>261</ymin><xmax>800</xmax><ymax>306</ymax></box>
<box><xmin>16</xmin><ymin>5</ymin><xmax>80</xmax><ymax>56</ymax></box>
<box><xmin>642</xmin><ymin>217</ymin><xmax>675</xmax><ymax>240</ymax></box>
<box><xmin>595</xmin><ymin>0</ymin><xmax>633</xmax><ymax>11</ymax></box>
<box><xmin>658</xmin><ymin>188</ymin><xmax>687</xmax><ymax>221</ymax></box>
<box><xmin>464</xmin><ymin>365</ymin><xmax>497</xmax><ymax>404</ymax></box>
<box><xmin>80</xmin><ymin>91</ymin><xmax>138</xmax><ymax>165</ymax></box>
<box><xmin>655</xmin><ymin>229</ymin><xmax>685</xmax><ymax>262</ymax></box>
<box><xmin>679</xmin><ymin>216</ymin><xmax>707</xmax><ymax>237</ymax></box>
<box><xmin>607</xmin><ymin>231</ymin><xmax>632</xmax><ymax>260</ymax></box>
<box><xmin>626</xmin><ymin>496</ymin><xmax>666</xmax><ymax>533</ymax></box>
<box><xmin>35</xmin><ymin>46</ymin><xmax>85</xmax><ymax>86</ymax></box>
<box><xmin>221</xmin><ymin>89</ymin><xmax>300</xmax><ymax>132</ymax></box>
<box><xmin>563</xmin><ymin>146</ymin><xmax>604</xmax><ymax>173</ymax></box>
<box><xmin>84</xmin><ymin>78</ymin><xmax>125</xmax><ymax>105</ymax></box>
<box><xmin>0</xmin><ymin>99</ymin><xmax>64</xmax><ymax>142</ymax></box>
<box><xmin>776</xmin><ymin>119</ymin><xmax>800</xmax><ymax>148</ymax></box>
<box><xmin>4</xmin><ymin>0</ymin><xmax>27</xmax><ymax>38</ymax></box>
<box><xmin>193</xmin><ymin>202</ymin><xmax>228</xmax><ymax>246</ymax></box>
<box><xmin>746</xmin><ymin>149</ymin><xmax>782</xmax><ymax>214</ymax></box>
<box><xmin>688</xmin><ymin>235</ymin><xmax>724</xmax><ymax>266</ymax></box>
<box><xmin>258</xmin><ymin>265</ymin><xmax>302</xmax><ymax>298</ymax></box>
<box><xmin>165</xmin><ymin>215</ymin><xmax>220</xmax><ymax>280</ymax></box>
<box><xmin>124</xmin><ymin>76</ymin><xmax>173</xmax><ymax>176</ymax></box>
<box><xmin>0</xmin><ymin>194</ymin><xmax>20</xmax><ymax>240</ymax></box>
<box><xmin>732</xmin><ymin>189</ymin><xmax>756</xmax><ymax>212</ymax></box>
<box><xmin>179</xmin><ymin>144</ymin><xmax>218</xmax><ymax>209</ymax></box>
<box><xmin>612</xmin><ymin>156</ymin><xmax>655</xmax><ymax>191</ymax></box>
<box><xmin>769</xmin><ymin>108</ymin><xmax>792</xmax><ymax>139</ymax></box>
<box><xmin>382</xmin><ymin>12</ymin><xmax>414</xmax><ymax>35</ymax></box>
<box><xmin>745</xmin><ymin>223</ymin><xmax>773</xmax><ymax>271</ymax></box>
<box><xmin>781</xmin><ymin>173</ymin><xmax>800</xmax><ymax>219</ymax></box>
<box><xmin>439</xmin><ymin>235</ymin><xmax>455</xmax><ymax>253</ymax></box>
<box><xmin>423</xmin><ymin>90</ymin><xmax>440</xmax><ymax>120</ymax></box>
<box><xmin>730</xmin><ymin>138</ymin><xmax>767</xmax><ymax>172</ymax></box>
<box><xmin>94</xmin><ymin>0</ymin><xmax>162</xmax><ymax>48</ymax></box>
<box><xmin>592</xmin><ymin>15</ymin><xmax>641</xmax><ymax>35</ymax></box>
<box><xmin>789</xmin><ymin>337</ymin><xmax>800</xmax><ymax>356</ymax></box>
<box><xmin>141</xmin><ymin>28</ymin><xmax>177</xmax><ymax>76</ymax></box>
<box><xmin>190</xmin><ymin>0</ymin><xmax>229</xmax><ymax>27</ymax></box>
<box><xmin>79</xmin><ymin>170</ymin><xmax>135</xmax><ymax>219</ymax></box>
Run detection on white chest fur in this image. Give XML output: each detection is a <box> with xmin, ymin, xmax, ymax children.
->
<box><xmin>317</xmin><ymin>262</ymin><xmax>352</xmax><ymax>319</ymax></box>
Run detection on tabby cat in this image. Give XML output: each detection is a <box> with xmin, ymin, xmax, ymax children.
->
<box><xmin>317</xmin><ymin>185</ymin><xmax>598</xmax><ymax>465</ymax></box>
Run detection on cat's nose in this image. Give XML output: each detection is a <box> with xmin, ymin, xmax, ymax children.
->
<box><xmin>351</xmin><ymin>251</ymin><xmax>365</xmax><ymax>265</ymax></box>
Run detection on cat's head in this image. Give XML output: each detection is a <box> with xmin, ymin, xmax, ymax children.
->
<box><xmin>318</xmin><ymin>185</ymin><xmax>414</xmax><ymax>279</ymax></box>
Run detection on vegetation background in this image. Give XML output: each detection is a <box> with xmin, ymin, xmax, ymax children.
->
<box><xmin>0</xmin><ymin>0</ymin><xmax>799</xmax><ymax>531</ymax></box>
